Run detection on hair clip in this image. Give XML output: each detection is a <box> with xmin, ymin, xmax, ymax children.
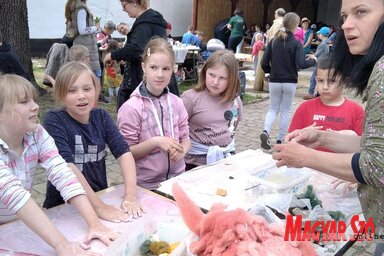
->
<box><xmin>280</xmin><ymin>27</ymin><xmax>286</xmax><ymax>32</ymax></box>
<box><xmin>147</xmin><ymin>48</ymin><xmax>151</xmax><ymax>57</ymax></box>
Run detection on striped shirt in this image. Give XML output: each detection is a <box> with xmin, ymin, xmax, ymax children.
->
<box><xmin>0</xmin><ymin>125</ymin><xmax>85</xmax><ymax>223</ymax></box>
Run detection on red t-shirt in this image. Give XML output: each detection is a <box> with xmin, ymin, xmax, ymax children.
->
<box><xmin>289</xmin><ymin>97</ymin><xmax>365</xmax><ymax>151</ymax></box>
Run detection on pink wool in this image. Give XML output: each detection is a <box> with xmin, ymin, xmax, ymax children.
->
<box><xmin>172</xmin><ymin>183</ymin><xmax>316</xmax><ymax>256</ymax></box>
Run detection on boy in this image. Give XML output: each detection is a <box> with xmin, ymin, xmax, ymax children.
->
<box><xmin>303</xmin><ymin>26</ymin><xmax>331</xmax><ymax>100</ymax></box>
<box><xmin>288</xmin><ymin>54</ymin><xmax>365</xmax><ymax>152</ymax></box>
<box><xmin>43</xmin><ymin>45</ymin><xmax>90</xmax><ymax>86</ymax></box>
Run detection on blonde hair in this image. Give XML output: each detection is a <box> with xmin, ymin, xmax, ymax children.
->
<box><xmin>54</xmin><ymin>62</ymin><xmax>100</xmax><ymax>102</ymax></box>
<box><xmin>275</xmin><ymin>12</ymin><xmax>300</xmax><ymax>41</ymax></box>
<box><xmin>0</xmin><ymin>74</ymin><xmax>37</xmax><ymax>114</ymax></box>
<box><xmin>142</xmin><ymin>37</ymin><xmax>175</xmax><ymax>65</ymax></box>
<box><xmin>68</xmin><ymin>45</ymin><xmax>89</xmax><ymax>62</ymax></box>
<box><xmin>194</xmin><ymin>50</ymin><xmax>240</xmax><ymax>103</ymax></box>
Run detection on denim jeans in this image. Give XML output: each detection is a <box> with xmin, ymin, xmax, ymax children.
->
<box><xmin>308</xmin><ymin>65</ymin><xmax>317</xmax><ymax>95</ymax></box>
<box><xmin>263</xmin><ymin>82</ymin><xmax>297</xmax><ymax>141</ymax></box>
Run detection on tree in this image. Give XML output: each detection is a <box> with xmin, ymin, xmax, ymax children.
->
<box><xmin>0</xmin><ymin>0</ymin><xmax>45</xmax><ymax>93</ymax></box>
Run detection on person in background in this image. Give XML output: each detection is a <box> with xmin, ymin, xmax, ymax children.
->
<box><xmin>301</xmin><ymin>17</ymin><xmax>313</xmax><ymax>54</ymax></box>
<box><xmin>97</xmin><ymin>20</ymin><xmax>116</xmax><ymax>50</ymax></box>
<box><xmin>266</xmin><ymin>8</ymin><xmax>286</xmax><ymax>43</ymax></box>
<box><xmin>288</xmin><ymin>53</ymin><xmax>365</xmax><ymax>152</ymax></box>
<box><xmin>303</xmin><ymin>26</ymin><xmax>331</xmax><ymax>100</ymax></box>
<box><xmin>166</xmin><ymin>22</ymin><xmax>173</xmax><ymax>41</ymax></box>
<box><xmin>181</xmin><ymin>24</ymin><xmax>197</xmax><ymax>45</ymax></box>
<box><xmin>194</xmin><ymin>30</ymin><xmax>206</xmax><ymax>51</ymax></box>
<box><xmin>260</xmin><ymin>12</ymin><xmax>316</xmax><ymax>150</ymax></box>
<box><xmin>43</xmin><ymin>44</ymin><xmax>90</xmax><ymax>87</ymax></box>
<box><xmin>43</xmin><ymin>62</ymin><xmax>143</xmax><ymax>221</ymax></box>
<box><xmin>226</xmin><ymin>8</ymin><xmax>245</xmax><ymax>53</ymax></box>
<box><xmin>103</xmin><ymin>40</ymin><xmax>122</xmax><ymax>99</ymax></box>
<box><xmin>65</xmin><ymin>0</ymin><xmax>110</xmax><ymax>104</ymax></box>
<box><xmin>0</xmin><ymin>74</ymin><xmax>117</xmax><ymax>255</ymax></box>
<box><xmin>273</xmin><ymin>0</ymin><xmax>384</xmax><ymax>254</ymax></box>
<box><xmin>252</xmin><ymin>33</ymin><xmax>264</xmax><ymax>71</ymax></box>
<box><xmin>0</xmin><ymin>30</ymin><xmax>30</xmax><ymax>80</ymax></box>
<box><xmin>182</xmin><ymin>50</ymin><xmax>243</xmax><ymax>169</ymax></box>
<box><xmin>116</xmin><ymin>21</ymin><xmax>130</xmax><ymax>47</ymax></box>
<box><xmin>118</xmin><ymin>37</ymin><xmax>190</xmax><ymax>190</ymax></box>
<box><xmin>294</xmin><ymin>26</ymin><xmax>304</xmax><ymax>45</ymax></box>
<box><xmin>103</xmin><ymin>0</ymin><xmax>179</xmax><ymax>111</ymax></box>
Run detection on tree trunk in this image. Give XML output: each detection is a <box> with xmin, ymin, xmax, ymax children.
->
<box><xmin>0</xmin><ymin>0</ymin><xmax>44</xmax><ymax>93</ymax></box>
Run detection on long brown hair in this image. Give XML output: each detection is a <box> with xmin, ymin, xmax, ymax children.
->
<box><xmin>194</xmin><ymin>50</ymin><xmax>240</xmax><ymax>103</ymax></box>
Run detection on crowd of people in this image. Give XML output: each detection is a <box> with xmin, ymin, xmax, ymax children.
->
<box><xmin>0</xmin><ymin>0</ymin><xmax>383</xmax><ymax>255</ymax></box>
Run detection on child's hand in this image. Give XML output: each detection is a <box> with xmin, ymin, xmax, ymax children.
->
<box><xmin>331</xmin><ymin>178</ymin><xmax>358</xmax><ymax>195</ymax></box>
<box><xmin>84</xmin><ymin>223</ymin><xmax>118</xmax><ymax>246</ymax></box>
<box><xmin>94</xmin><ymin>202</ymin><xmax>132</xmax><ymax>223</ymax></box>
<box><xmin>169</xmin><ymin>146</ymin><xmax>186</xmax><ymax>162</ymax></box>
<box><xmin>55</xmin><ymin>241</ymin><xmax>100</xmax><ymax>256</ymax></box>
<box><xmin>155</xmin><ymin>136</ymin><xmax>183</xmax><ymax>153</ymax></box>
<box><xmin>121</xmin><ymin>198</ymin><xmax>144</xmax><ymax>219</ymax></box>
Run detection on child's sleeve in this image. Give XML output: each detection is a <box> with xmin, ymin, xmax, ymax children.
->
<box><xmin>180</xmin><ymin>90</ymin><xmax>194</xmax><ymax>119</ymax></box>
<box><xmin>288</xmin><ymin>103</ymin><xmax>305</xmax><ymax>133</ymax></box>
<box><xmin>176</xmin><ymin>98</ymin><xmax>190</xmax><ymax>142</ymax></box>
<box><xmin>352</xmin><ymin>102</ymin><xmax>365</xmax><ymax>136</ymax></box>
<box><xmin>44</xmin><ymin>111</ymin><xmax>75</xmax><ymax>163</ymax></box>
<box><xmin>37</xmin><ymin>126</ymin><xmax>85</xmax><ymax>203</ymax></box>
<box><xmin>101</xmin><ymin>109</ymin><xmax>130</xmax><ymax>159</ymax></box>
<box><xmin>0</xmin><ymin>162</ymin><xmax>31</xmax><ymax>214</ymax></box>
<box><xmin>117</xmin><ymin>102</ymin><xmax>142</xmax><ymax>146</ymax></box>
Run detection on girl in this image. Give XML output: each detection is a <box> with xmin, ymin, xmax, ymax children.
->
<box><xmin>273</xmin><ymin>0</ymin><xmax>384</xmax><ymax>254</ymax></box>
<box><xmin>260</xmin><ymin>12</ymin><xmax>316</xmax><ymax>149</ymax></box>
<box><xmin>43</xmin><ymin>62</ymin><xmax>143</xmax><ymax>221</ymax></box>
<box><xmin>103</xmin><ymin>40</ymin><xmax>122</xmax><ymax>99</ymax></box>
<box><xmin>117</xmin><ymin>37</ymin><xmax>191</xmax><ymax>190</ymax></box>
<box><xmin>0</xmin><ymin>74</ymin><xmax>116</xmax><ymax>255</ymax></box>
<box><xmin>181</xmin><ymin>50</ymin><xmax>243</xmax><ymax>169</ymax></box>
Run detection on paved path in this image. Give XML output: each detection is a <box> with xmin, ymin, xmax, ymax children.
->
<box><xmin>30</xmin><ymin>69</ymin><xmax>376</xmax><ymax>255</ymax></box>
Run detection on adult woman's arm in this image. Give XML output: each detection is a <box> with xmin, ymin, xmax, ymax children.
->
<box><xmin>77</xmin><ymin>9</ymin><xmax>99</xmax><ymax>35</ymax></box>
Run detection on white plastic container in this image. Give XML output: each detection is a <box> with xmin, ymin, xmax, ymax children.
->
<box><xmin>252</xmin><ymin>166</ymin><xmax>311</xmax><ymax>194</ymax></box>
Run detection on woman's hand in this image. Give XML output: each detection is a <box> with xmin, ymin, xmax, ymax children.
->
<box><xmin>84</xmin><ymin>224</ymin><xmax>119</xmax><ymax>246</ymax></box>
<box><xmin>284</xmin><ymin>124</ymin><xmax>322</xmax><ymax>149</ymax></box>
<box><xmin>273</xmin><ymin>143</ymin><xmax>313</xmax><ymax>168</ymax></box>
<box><xmin>94</xmin><ymin>203</ymin><xmax>132</xmax><ymax>223</ymax></box>
<box><xmin>121</xmin><ymin>197</ymin><xmax>144</xmax><ymax>219</ymax></box>
<box><xmin>55</xmin><ymin>241</ymin><xmax>100</xmax><ymax>256</ymax></box>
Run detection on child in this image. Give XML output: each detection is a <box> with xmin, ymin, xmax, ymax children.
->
<box><xmin>43</xmin><ymin>44</ymin><xmax>91</xmax><ymax>87</ymax></box>
<box><xmin>251</xmin><ymin>33</ymin><xmax>264</xmax><ymax>71</ymax></box>
<box><xmin>43</xmin><ymin>62</ymin><xmax>143</xmax><ymax>220</ymax></box>
<box><xmin>181</xmin><ymin>50</ymin><xmax>243</xmax><ymax>169</ymax></box>
<box><xmin>117</xmin><ymin>37</ymin><xmax>191</xmax><ymax>190</ymax></box>
<box><xmin>103</xmin><ymin>40</ymin><xmax>122</xmax><ymax>99</ymax></box>
<box><xmin>0</xmin><ymin>74</ymin><xmax>116</xmax><ymax>254</ymax></box>
<box><xmin>288</xmin><ymin>54</ymin><xmax>365</xmax><ymax>151</ymax></box>
<box><xmin>303</xmin><ymin>26</ymin><xmax>331</xmax><ymax>100</ymax></box>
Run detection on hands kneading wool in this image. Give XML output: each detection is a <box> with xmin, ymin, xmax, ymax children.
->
<box><xmin>172</xmin><ymin>184</ymin><xmax>316</xmax><ymax>256</ymax></box>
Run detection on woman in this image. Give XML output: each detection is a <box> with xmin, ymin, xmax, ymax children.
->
<box><xmin>273</xmin><ymin>0</ymin><xmax>384</xmax><ymax>254</ymax></box>
<box><xmin>103</xmin><ymin>0</ymin><xmax>168</xmax><ymax>110</ymax></box>
<box><xmin>65</xmin><ymin>0</ymin><xmax>100</xmax><ymax>77</ymax></box>
<box><xmin>259</xmin><ymin>12</ymin><xmax>316</xmax><ymax>150</ymax></box>
<box><xmin>226</xmin><ymin>8</ymin><xmax>245</xmax><ymax>53</ymax></box>
<box><xmin>301</xmin><ymin>17</ymin><xmax>313</xmax><ymax>54</ymax></box>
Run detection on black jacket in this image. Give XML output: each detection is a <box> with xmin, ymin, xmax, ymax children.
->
<box><xmin>111</xmin><ymin>9</ymin><xmax>178</xmax><ymax>109</ymax></box>
<box><xmin>261</xmin><ymin>32</ymin><xmax>315</xmax><ymax>83</ymax></box>
<box><xmin>0</xmin><ymin>42</ymin><xmax>30</xmax><ymax>80</ymax></box>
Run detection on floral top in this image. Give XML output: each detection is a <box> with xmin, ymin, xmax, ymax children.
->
<box><xmin>358</xmin><ymin>55</ymin><xmax>384</xmax><ymax>236</ymax></box>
